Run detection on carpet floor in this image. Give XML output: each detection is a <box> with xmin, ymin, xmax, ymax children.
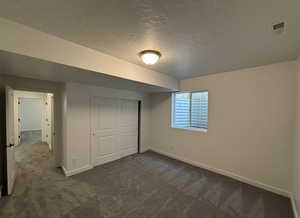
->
<box><xmin>0</xmin><ymin>143</ymin><xmax>293</xmax><ymax>218</ymax></box>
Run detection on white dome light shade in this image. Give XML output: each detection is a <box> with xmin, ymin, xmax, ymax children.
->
<box><xmin>139</xmin><ymin>50</ymin><xmax>161</xmax><ymax>65</ymax></box>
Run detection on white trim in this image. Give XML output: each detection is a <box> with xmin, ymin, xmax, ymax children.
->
<box><xmin>21</xmin><ymin>129</ymin><xmax>42</xmax><ymax>132</ymax></box>
<box><xmin>290</xmin><ymin>194</ymin><xmax>299</xmax><ymax>218</ymax></box>
<box><xmin>171</xmin><ymin>93</ymin><xmax>175</xmax><ymax>128</ymax></box>
<box><xmin>62</xmin><ymin>165</ymin><xmax>93</xmax><ymax>177</ymax></box>
<box><xmin>7</xmin><ymin>165</ymin><xmax>17</xmax><ymax>195</ymax></box>
<box><xmin>171</xmin><ymin>127</ymin><xmax>208</xmax><ymax>132</ymax></box>
<box><xmin>62</xmin><ymin>166</ymin><xmax>68</xmax><ymax>176</ymax></box>
<box><xmin>150</xmin><ymin>148</ymin><xmax>290</xmax><ymax>197</ymax></box>
<box><xmin>171</xmin><ymin>91</ymin><xmax>209</xmax><ymax>131</ymax></box>
<box><xmin>140</xmin><ymin>147</ymin><xmax>150</xmax><ymax>153</ymax></box>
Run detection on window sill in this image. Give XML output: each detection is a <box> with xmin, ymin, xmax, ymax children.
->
<box><xmin>171</xmin><ymin>127</ymin><xmax>208</xmax><ymax>133</ymax></box>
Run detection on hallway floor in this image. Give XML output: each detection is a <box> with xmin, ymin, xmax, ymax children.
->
<box><xmin>0</xmin><ymin>144</ymin><xmax>294</xmax><ymax>218</ymax></box>
<box><xmin>20</xmin><ymin>130</ymin><xmax>42</xmax><ymax>144</ymax></box>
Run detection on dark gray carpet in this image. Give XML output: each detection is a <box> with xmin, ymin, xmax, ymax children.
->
<box><xmin>0</xmin><ymin>142</ymin><xmax>293</xmax><ymax>218</ymax></box>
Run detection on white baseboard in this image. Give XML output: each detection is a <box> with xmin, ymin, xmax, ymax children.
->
<box><xmin>150</xmin><ymin>148</ymin><xmax>290</xmax><ymax>197</ymax></box>
<box><xmin>62</xmin><ymin>166</ymin><xmax>67</xmax><ymax>176</ymax></box>
<box><xmin>21</xmin><ymin>129</ymin><xmax>42</xmax><ymax>132</ymax></box>
<box><xmin>140</xmin><ymin>148</ymin><xmax>150</xmax><ymax>153</ymax></box>
<box><xmin>62</xmin><ymin>149</ymin><xmax>150</xmax><ymax>177</ymax></box>
<box><xmin>290</xmin><ymin>194</ymin><xmax>299</xmax><ymax>218</ymax></box>
<box><xmin>62</xmin><ymin>165</ymin><xmax>93</xmax><ymax>177</ymax></box>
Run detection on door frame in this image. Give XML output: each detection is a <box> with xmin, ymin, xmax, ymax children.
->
<box><xmin>15</xmin><ymin>90</ymin><xmax>57</xmax><ymax>163</ymax></box>
<box><xmin>3</xmin><ymin>89</ymin><xmax>57</xmax><ymax>197</ymax></box>
<box><xmin>137</xmin><ymin>100</ymin><xmax>141</xmax><ymax>154</ymax></box>
<box><xmin>17</xmin><ymin>96</ymin><xmax>43</xmax><ymax>145</ymax></box>
<box><xmin>5</xmin><ymin>90</ymin><xmax>57</xmax><ymax>196</ymax></box>
<box><xmin>17</xmin><ymin>98</ymin><xmax>21</xmax><ymax>145</ymax></box>
<box><xmin>1</xmin><ymin>89</ymin><xmax>8</xmax><ymax>196</ymax></box>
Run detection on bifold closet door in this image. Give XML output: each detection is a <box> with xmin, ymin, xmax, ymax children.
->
<box><xmin>91</xmin><ymin>97</ymin><xmax>119</xmax><ymax>166</ymax></box>
<box><xmin>91</xmin><ymin>97</ymin><xmax>138</xmax><ymax>167</ymax></box>
<box><xmin>119</xmin><ymin>99</ymin><xmax>138</xmax><ymax>158</ymax></box>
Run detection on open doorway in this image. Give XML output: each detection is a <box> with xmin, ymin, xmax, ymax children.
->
<box><xmin>3</xmin><ymin>89</ymin><xmax>55</xmax><ymax>196</ymax></box>
<box><xmin>15</xmin><ymin>91</ymin><xmax>54</xmax><ymax>150</ymax></box>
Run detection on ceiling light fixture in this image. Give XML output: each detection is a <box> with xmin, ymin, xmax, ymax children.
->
<box><xmin>139</xmin><ymin>50</ymin><xmax>161</xmax><ymax>65</ymax></box>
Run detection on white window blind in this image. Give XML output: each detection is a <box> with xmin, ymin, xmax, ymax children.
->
<box><xmin>173</xmin><ymin>91</ymin><xmax>208</xmax><ymax>130</ymax></box>
<box><xmin>173</xmin><ymin>93</ymin><xmax>190</xmax><ymax>128</ymax></box>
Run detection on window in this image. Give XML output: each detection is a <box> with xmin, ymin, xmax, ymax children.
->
<box><xmin>172</xmin><ymin>91</ymin><xmax>208</xmax><ymax>131</ymax></box>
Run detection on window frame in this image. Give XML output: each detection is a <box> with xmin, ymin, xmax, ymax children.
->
<box><xmin>171</xmin><ymin>90</ymin><xmax>208</xmax><ymax>132</ymax></box>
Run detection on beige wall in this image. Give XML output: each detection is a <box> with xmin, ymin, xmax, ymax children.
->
<box><xmin>1</xmin><ymin>58</ymin><xmax>299</xmax><ymax>200</ymax></box>
<box><xmin>0</xmin><ymin>74</ymin><xmax>151</xmax><ymax>176</ymax></box>
<box><xmin>292</xmin><ymin>57</ymin><xmax>300</xmax><ymax>214</ymax></box>
<box><xmin>63</xmin><ymin>82</ymin><xmax>150</xmax><ymax>174</ymax></box>
<box><xmin>150</xmin><ymin>61</ymin><xmax>297</xmax><ymax>195</ymax></box>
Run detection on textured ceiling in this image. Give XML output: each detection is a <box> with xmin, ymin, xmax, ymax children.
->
<box><xmin>0</xmin><ymin>0</ymin><xmax>299</xmax><ymax>79</ymax></box>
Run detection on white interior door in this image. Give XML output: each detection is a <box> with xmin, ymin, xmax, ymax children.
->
<box><xmin>91</xmin><ymin>97</ymin><xmax>119</xmax><ymax>166</ymax></box>
<box><xmin>6</xmin><ymin>86</ymin><xmax>16</xmax><ymax>195</ymax></box>
<box><xmin>91</xmin><ymin>97</ymin><xmax>138</xmax><ymax>167</ymax></box>
<box><xmin>119</xmin><ymin>99</ymin><xmax>138</xmax><ymax>158</ymax></box>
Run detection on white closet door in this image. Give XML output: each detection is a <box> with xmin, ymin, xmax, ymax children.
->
<box><xmin>91</xmin><ymin>97</ymin><xmax>119</xmax><ymax>166</ymax></box>
<box><xmin>119</xmin><ymin>99</ymin><xmax>138</xmax><ymax>158</ymax></box>
<box><xmin>91</xmin><ymin>97</ymin><xmax>138</xmax><ymax>167</ymax></box>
